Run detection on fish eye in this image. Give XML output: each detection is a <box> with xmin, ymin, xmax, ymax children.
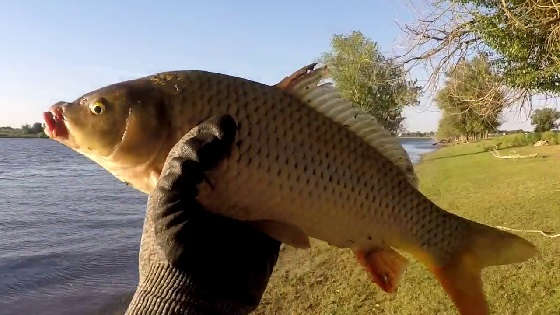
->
<box><xmin>89</xmin><ymin>102</ymin><xmax>106</xmax><ymax>115</ymax></box>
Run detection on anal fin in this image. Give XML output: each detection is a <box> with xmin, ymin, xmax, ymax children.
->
<box><xmin>251</xmin><ymin>220</ymin><xmax>310</xmax><ymax>249</ymax></box>
<box><xmin>353</xmin><ymin>247</ymin><xmax>409</xmax><ymax>293</ymax></box>
<box><xmin>431</xmin><ymin>255</ymin><xmax>487</xmax><ymax>315</ymax></box>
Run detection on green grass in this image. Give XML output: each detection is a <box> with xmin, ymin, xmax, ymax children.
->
<box><xmin>255</xmin><ymin>143</ymin><xmax>560</xmax><ymax>314</ymax></box>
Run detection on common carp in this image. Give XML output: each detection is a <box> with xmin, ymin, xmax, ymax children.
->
<box><xmin>44</xmin><ymin>63</ymin><xmax>536</xmax><ymax>314</ymax></box>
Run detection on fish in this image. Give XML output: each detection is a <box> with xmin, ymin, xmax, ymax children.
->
<box><xmin>44</xmin><ymin>63</ymin><xmax>536</xmax><ymax>314</ymax></box>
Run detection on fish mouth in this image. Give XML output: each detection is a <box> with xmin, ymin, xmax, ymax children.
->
<box><xmin>43</xmin><ymin>106</ymin><xmax>68</xmax><ymax>139</ymax></box>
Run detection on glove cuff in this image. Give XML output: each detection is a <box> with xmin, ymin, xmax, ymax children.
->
<box><xmin>126</xmin><ymin>263</ymin><xmax>251</xmax><ymax>315</ymax></box>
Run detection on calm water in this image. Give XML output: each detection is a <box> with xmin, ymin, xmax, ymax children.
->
<box><xmin>399</xmin><ymin>137</ymin><xmax>438</xmax><ymax>164</ymax></box>
<box><xmin>0</xmin><ymin>137</ymin><xmax>436</xmax><ymax>314</ymax></box>
<box><xmin>0</xmin><ymin>139</ymin><xmax>145</xmax><ymax>315</ymax></box>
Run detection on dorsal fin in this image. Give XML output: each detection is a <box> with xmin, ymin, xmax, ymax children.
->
<box><xmin>275</xmin><ymin>63</ymin><xmax>417</xmax><ymax>186</ymax></box>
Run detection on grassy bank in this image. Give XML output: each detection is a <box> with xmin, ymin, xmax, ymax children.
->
<box><xmin>256</xmin><ymin>143</ymin><xmax>560</xmax><ymax>314</ymax></box>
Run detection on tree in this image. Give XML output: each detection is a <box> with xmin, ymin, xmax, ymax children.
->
<box><xmin>531</xmin><ymin>108</ymin><xmax>560</xmax><ymax>132</ymax></box>
<box><xmin>400</xmin><ymin>0</ymin><xmax>560</xmax><ymax>97</ymax></box>
<box><xmin>30</xmin><ymin>122</ymin><xmax>43</xmax><ymax>133</ymax></box>
<box><xmin>435</xmin><ymin>55</ymin><xmax>504</xmax><ymax>140</ymax></box>
<box><xmin>320</xmin><ymin>31</ymin><xmax>421</xmax><ymax>134</ymax></box>
<box><xmin>21</xmin><ymin>124</ymin><xmax>31</xmax><ymax>134</ymax></box>
<box><xmin>437</xmin><ymin>113</ymin><xmax>462</xmax><ymax>140</ymax></box>
<box><xmin>21</xmin><ymin>122</ymin><xmax>44</xmax><ymax>134</ymax></box>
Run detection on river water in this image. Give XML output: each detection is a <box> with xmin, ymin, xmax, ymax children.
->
<box><xmin>399</xmin><ymin>137</ymin><xmax>438</xmax><ymax>164</ymax></box>
<box><xmin>0</xmin><ymin>137</ymin><xmax>436</xmax><ymax>314</ymax></box>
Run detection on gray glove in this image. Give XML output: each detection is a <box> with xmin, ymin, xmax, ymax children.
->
<box><xmin>126</xmin><ymin>115</ymin><xmax>280</xmax><ymax>315</ymax></box>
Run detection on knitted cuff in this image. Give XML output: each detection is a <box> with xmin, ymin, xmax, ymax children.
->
<box><xmin>125</xmin><ymin>263</ymin><xmax>251</xmax><ymax>315</ymax></box>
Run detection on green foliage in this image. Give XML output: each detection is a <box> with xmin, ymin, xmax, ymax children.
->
<box><xmin>21</xmin><ymin>122</ymin><xmax>44</xmax><ymax>134</ymax></box>
<box><xmin>531</xmin><ymin>107</ymin><xmax>560</xmax><ymax>132</ymax></box>
<box><xmin>541</xmin><ymin>130</ymin><xmax>560</xmax><ymax>144</ymax></box>
<box><xmin>0</xmin><ymin>123</ymin><xmax>46</xmax><ymax>138</ymax></box>
<box><xmin>458</xmin><ymin>0</ymin><xmax>560</xmax><ymax>93</ymax></box>
<box><xmin>406</xmin><ymin>1</ymin><xmax>560</xmax><ymax>94</ymax></box>
<box><xmin>436</xmin><ymin>114</ymin><xmax>462</xmax><ymax>139</ymax></box>
<box><xmin>320</xmin><ymin>31</ymin><xmax>420</xmax><ymax>134</ymax></box>
<box><xmin>526</xmin><ymin>132</ymin><xmax>543</xmax><ymax>145</ymax></box>
<box><xmin>436</xmin><ymin>55</ymin><xmax>504</xmax><ymax>139</ymax></box>
<box><xmin>30</xmin><ymin>122</ymin><xmax>43</xmax><ymax>134</ymax></box>
<box><xmin>483</xmin><ymin>132</ymin><xmax>560</xmax><ymax>149</ymax></box>
<box><xmin>498</xmin><ymin>133</ymin><xmax>533</xmax><ymax>148</ymax></box>
<box><xmin>21</xmin><ymin>124</ymin><xmax>31</xmax><ymax>133</ymax></box>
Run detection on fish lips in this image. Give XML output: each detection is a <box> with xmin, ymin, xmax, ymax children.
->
<box><xmin>43</xmin><ymin>104</ymin><xmax>69</xmax><ymax>139</ymax></box>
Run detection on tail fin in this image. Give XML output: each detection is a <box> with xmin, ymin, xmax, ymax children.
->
<box><xmin>422</xmin><ymin>222</ymin><xmax>536</xmax><ymax>315</ymax></box>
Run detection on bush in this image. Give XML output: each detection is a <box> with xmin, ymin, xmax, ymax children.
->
<box><xmin>493</xmin><ymin>133</ymin><xmax>543</xmax><ymax>148</ymax></box>
<box><xmin>488</xmin><ymin>132</ymin><xmax>560</xmax><ymax>149</ymax></box>
<box><xmin>526</xmin><ymin>132</ymin><xmax>542</xmax><ymax>144</ymax></box>
<box><xmin>500</xmin><ymin>133</ymin><xmax>528</xmax><ymax>148</ymax></box>
<box><xmin>541</xmin><ymin>131</ymin><xmax>559</xmax><ymax>145</ymax></box>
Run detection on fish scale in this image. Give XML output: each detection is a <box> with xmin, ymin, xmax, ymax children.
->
<box><xmin>185</xmin><ymin>72</ymin><xmax>448</xmax><ymax>253</ymax></box>
<box><xmin>44</xmin><ymin>65</ymin><xmax>536</xmax><ymax>315</ymax></box>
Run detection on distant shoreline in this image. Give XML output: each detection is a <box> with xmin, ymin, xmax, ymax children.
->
<box><xmin>8</xmin><ymin>135</ymin><xmax>435</xmax><ymax>140</ymax></box>
<box><xmin>399</xmin><ymin>136</ymin><xmax>435</xmax><ymax>140</ymax></box>
<box><xmin>0</xmin><ymin>135</ymin><xmax>48</xmax><ymax>139</ymax></box>
<box><xmin>2</xmin><ymin>134</ymin><xmax>433</xmax><ymax>140</ymax></box>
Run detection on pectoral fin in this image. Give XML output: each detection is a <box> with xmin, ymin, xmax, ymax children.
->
<box><xmin>251</xmin><ymin>220</ymin><xmax>310</xmax><ymax>249</ymax></box>
<box><xmin>353</xmin><ymin>247</ymin><xmax>409</xmax><ymax>293</ymax></box>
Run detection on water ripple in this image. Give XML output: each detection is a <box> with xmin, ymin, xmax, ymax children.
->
<box><xmin>0</xmin><ymin>139</ymin><xmax>145</xmax><ymax>314</ymax></box>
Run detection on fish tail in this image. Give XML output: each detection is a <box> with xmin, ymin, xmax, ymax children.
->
<box><xmin>419</xmin><ymin>221</ymin><xmax>536</xmax><ymax>315</ymax></box>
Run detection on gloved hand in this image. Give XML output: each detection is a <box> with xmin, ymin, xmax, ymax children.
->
<box><xmin>126</xmin><ymin>115</ymin><xmax>280</xmax><ymax>315</ymax></box>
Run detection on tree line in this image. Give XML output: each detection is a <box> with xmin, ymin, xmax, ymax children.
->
<box><xmin>0</xmin><ymin>123</ymin><xmax>46</xmax><ymax>137</ymax></box>
<box><xmin>21</xmin><ymin>122</ymin><xmax>45</xmax><ymax>134</ymax></box>
<box><xmin>318</xmin><ymin>1</ymin><xmax>560</xmax><ymax>141</ymax></box>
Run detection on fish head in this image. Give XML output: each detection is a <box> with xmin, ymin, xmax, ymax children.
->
<box><xmin>44</xmin><ymin>85</ymin><xmax>134</xmax><ymax>157</ymax></box>
<box><xmin>44</xmin><ymin>80</ymin><xmax>172</xmax><ymax>190</ymax></box>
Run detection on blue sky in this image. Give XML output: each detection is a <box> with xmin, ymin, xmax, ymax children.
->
<box><xmin>0</xmin><ymin>1</ymin><xmax>539</xmax><ymax>131</ymax></box>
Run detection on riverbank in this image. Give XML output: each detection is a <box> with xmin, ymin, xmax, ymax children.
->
<box><xmin>255</xmin><ymin>143</ymin><xmax>559</xmax><ymax>314</ymax></box>
<box><xmin>0</xmin><ymin>126</ymin><xmax>47</xmax><ymax>138</ymax></box>
<box><xmin>0</xmin><ymin>134</ymin><xmax>48</xmax><ymax>138</ymax></box>
<box><xmin>398</xmin><ymin>136</ymin><xmax>435</xmax><ymax>140</ymax></box>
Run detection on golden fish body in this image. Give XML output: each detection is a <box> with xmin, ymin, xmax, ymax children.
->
<box><xmin>44</xmin><ymin>65</ymin><xmax>536</xmax><ymax>314</ymax></box>
<box><xmin>180</xmin><ymin>72</ymin><xmax>443</xmax><ymax>253</ymax></box>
